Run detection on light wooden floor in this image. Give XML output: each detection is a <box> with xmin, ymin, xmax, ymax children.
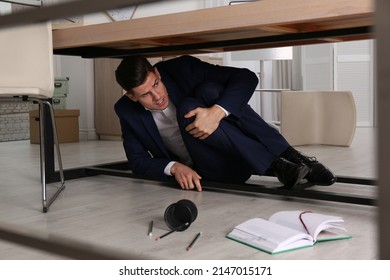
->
<box><xmin>0</xmin><ymin>128</ymin><xmax>377</xmax><ymax>259</ymax></box>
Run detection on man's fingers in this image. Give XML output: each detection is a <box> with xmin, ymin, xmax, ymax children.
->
<box><xmin>178</xmin><ymin>176</ymin><xmax>202</xmax><ymax>191</ymax></box>
<box><xmin>172</xmin><ymin>163</ymin><xmax>202</xmax><ymax>191</ymax></box>
<box><xmin>184</xmin><ymin>109</ymin><xmax>197</xmax><ymax>119</ymax></box>
<box><xmin>178</xmin><ymin>175</ymin><xmax>193</xmax><ymax>190</ymax></box>
<box><xmin>195</xmin><ymin>178</ymin><xmax>202</xmax><ymax>192</ymax></box>
<box><xmin>185</xmin><ymin>125</ymin><xmax>209</xmax><ymax>139</ymax></box>
<box><xmin>183</xmin><ymin>174</ymin><xmax>195</xmax><ymax>190</ymax></box>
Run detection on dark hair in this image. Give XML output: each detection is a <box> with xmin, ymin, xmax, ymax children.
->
<box><xmin>115</xmin><ymin>56</ymin><xmax>153</xmax><ymax>92</ymax></box>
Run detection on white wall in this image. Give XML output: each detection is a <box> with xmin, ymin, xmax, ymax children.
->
<box><xmin>0</xmin><ymin>2</ymin><xmax>11</xmax><ymax>15</ymax></box>
<box><xmin>54</xmin><ymin>56</ymin><xmax>96</xmax><ymax>140</ymax></box>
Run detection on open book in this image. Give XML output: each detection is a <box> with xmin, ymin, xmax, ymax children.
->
<box><xmin>226</xmin><ymin>210</ymin><xmax>351</xmax><ymax>254</ymax></box>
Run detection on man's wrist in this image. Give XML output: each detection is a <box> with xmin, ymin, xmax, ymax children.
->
<box><xmin>214</xmin><ymin>104</ymin><xmax>230</xmax><ymax>117</ymax></box>
<box><xmin>164</xmin><ymin>161</ymin><xmax>177</xmax><ymax>176</ymax></box>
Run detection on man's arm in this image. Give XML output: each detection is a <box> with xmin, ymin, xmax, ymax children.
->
<box><xmin>121</xmin><ymin>122</ymin><xmax>171</xmax><ymax>180</ymax></box>
<box><xmin>165</xmin><ymin>56</ymin><xmax>258</xmax><ymax>139</ymax></box>
<box><xmin>115</xmin><ymin>100</ymin><xmax>170</xmax><ymax>181</ymax></box>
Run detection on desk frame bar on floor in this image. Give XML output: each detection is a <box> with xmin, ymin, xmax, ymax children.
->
<box><xmin>48</xmin><ymin>161</ymin><xmax>376</xmax><ymax>207</ymax></box>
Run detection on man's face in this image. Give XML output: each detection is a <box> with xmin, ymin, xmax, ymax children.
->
<box><xmin>127</xmin><ymin>69</ymin><xmax>169</xmax><ymax>111</ymax></box>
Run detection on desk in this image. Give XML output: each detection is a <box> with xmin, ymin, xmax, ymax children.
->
<box><xmin>48</xmin><ymin>0</ymin><xmax>376</xmax><ymax>206</ymax></box>
<box><xmin>53</xmin><ymin>0</ymin><xmax>373</xmax><ymax>58</ymax></box>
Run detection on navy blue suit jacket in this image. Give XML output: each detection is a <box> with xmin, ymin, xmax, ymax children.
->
<box><xmin>114</xmin><ymin>55</ymin><xmax>258</xmax><ymax>181</ymax></box>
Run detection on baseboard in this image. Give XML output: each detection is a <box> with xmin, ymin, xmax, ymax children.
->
<box><xmin>79</xmin><ymin>128</ymin><xmax>98</xmax><ymax>141</ymax></box>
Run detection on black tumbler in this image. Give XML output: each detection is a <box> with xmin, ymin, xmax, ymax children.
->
<box><xmin>164</xmin><ymin>199</ymin><xmax>198</xmax><ymax>231</ymax></box>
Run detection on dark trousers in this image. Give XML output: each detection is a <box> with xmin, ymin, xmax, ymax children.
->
<box><xmin>176</xmin><ymin>82</ymin><xmax>290</xmax><ymax>183</ymax></box>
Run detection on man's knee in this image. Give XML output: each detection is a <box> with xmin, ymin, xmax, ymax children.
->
<box><xmin>194</xmin><ymin>81</ymin><xmax>224</xmax><ymax>106</ymax></box>
<box><xmin>176</xmin><ymin>82</ymin><xmax>224</xmax><ymax>127</ymax></box>
<box><xmin>176</xmin><ymin>98</ymin><xmax>200</xmax><ymax>127</ymax></box>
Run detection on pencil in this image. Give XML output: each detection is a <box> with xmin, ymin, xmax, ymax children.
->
<box><xmin>148</xmin><ymin>220</ymin><xmax>153</xmax><ymax>237</ymax></box>
<box><xmin>186</xmin><ymin>232</ymin><xmax>202</xmax><ymax>251</ymax></box>
<box><xmin>155</xmin><ymin>222</ymin><xmax>189</xmax><ymax>241</ymax></box>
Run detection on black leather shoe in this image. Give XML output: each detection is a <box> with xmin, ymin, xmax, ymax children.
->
<box><xmin>286</xmin><ymin>150</ymin><xmax>336</xmax><ymax>186</ymax></box>
<box><xmin>271</xmin><ymin>157</ymin><xmax>310</xmax><ymax>189</ymax></box>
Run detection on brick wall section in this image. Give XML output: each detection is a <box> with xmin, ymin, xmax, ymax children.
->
<box><xmin>0</xmin><ymin>102</ymin><xmax>36</xmax><ymax>142</ymax></box>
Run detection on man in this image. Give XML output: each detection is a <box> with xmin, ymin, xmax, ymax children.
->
<box><xmin>114</xmin><ymin>55</ymin><xmax>335</xmax><ymax>192</ymax></box>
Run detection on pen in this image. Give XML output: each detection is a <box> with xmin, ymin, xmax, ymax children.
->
<box><xmin>186</xmin><ymin>232</ymin><xmax>202</xmax><ymax>251</ymax></box>
<box><xmin>148</xmin><ymin>220</ymin><xmax>153</xmax><ymax>237</ymax></box>
<box><xmin>155</xmin><ymin>222</ymin><xmax>189</xmax><ymax>241</ymax></box>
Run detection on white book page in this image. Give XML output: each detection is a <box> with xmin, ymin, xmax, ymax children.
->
<box><xmin>230</xmin><ymin>218</ymin><xmax>313</xmax><ymax>252</ymax></box>
<box><xmin>268</xmin><ymin>211</ymin><xmax>346</xmax><ymax>241</ymax></box>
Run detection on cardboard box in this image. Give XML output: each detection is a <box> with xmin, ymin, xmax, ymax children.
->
<box><xmin>29</xmin><ymin>109</ymin><xmax>80</xmax><ymax>144</ymax></box>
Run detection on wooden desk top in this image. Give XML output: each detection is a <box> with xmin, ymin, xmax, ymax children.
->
<box><xmin>52</xmin><ymin>0</ymin><xmax>374</xmax><ymax>58</ymax></box>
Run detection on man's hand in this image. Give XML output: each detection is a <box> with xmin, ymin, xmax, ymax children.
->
<box><xmin>170</xmin><ymin>162</ymin><xmax>202</xmax><ymax>191</ymax></box>
<box><xmin>184</xmin><ymin>105</ymin><xmax>226</xmax><ymax>140</ymax></box>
